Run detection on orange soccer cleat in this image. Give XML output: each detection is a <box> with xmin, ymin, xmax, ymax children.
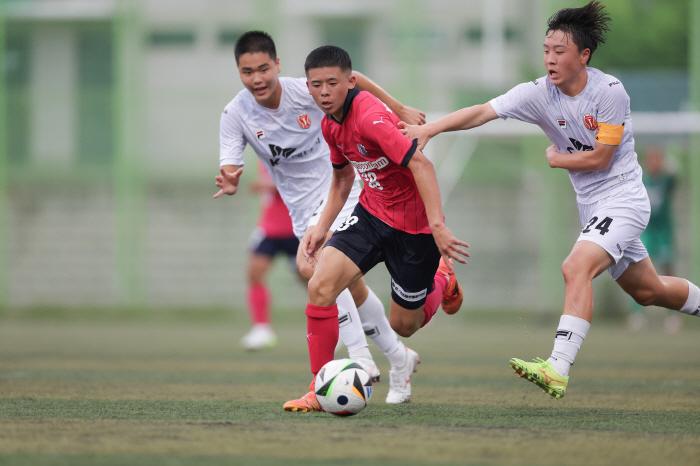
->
<box><xmin>282</xmin><ymin>377</ymin><xmax>323</xmax><ymax>412</ymax></box>
<box><xmin>437</xmin><ymin>257</ymin><xmax>463</xmax><ymax>315</ymax></box>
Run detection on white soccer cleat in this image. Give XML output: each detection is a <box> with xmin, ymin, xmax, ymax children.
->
<box><xmin>355</xmin><ymin>357</ymin><xmax>381</xmax><ymax>383</ymax></box>
<box><xmin>386</xmin><ymin>347</ymin><xmax>420</xmax><ymax>404</ymax></box>
<box><xmin>240</xmin><ymin>324</ymin><xmax>277</xmax><ymax>350</ymax></box>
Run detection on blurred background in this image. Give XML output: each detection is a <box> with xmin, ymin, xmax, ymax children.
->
<box><xmin>1</xmin><ymin>0</ymin><xmax>699</xmax><ymax>321</ymax></box>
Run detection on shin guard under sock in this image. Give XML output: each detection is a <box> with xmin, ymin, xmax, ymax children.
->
<box><xmin>306</xmin><ymin>303</ymin><xmax>339</xmax><ymax>375</ymax></box>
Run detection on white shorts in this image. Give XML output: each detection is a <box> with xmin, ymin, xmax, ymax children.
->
<box><xmin>290</xmin><ymin>178</ymin><xmax>362</xmax><ymax>240</ymax></box>
<box><xmin>576</xmin><ymin>183</ymin><xmax>650</xmax><ymax>280</ymax></box>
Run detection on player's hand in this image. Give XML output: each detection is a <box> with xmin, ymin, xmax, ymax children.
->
<box><xmin>213</xmin><ymin>167</ymin><xmax>243</xmax><ymax>198</ymax></box>
<box><xmin>398</xmin><ymin>121</ymin><xmax>432</xmax><ymax>151</ymax></box>
<box><xmin>545</xmin><ymin>145</ymin><xmax>560</xmax><ymax>168</ymax></box>
<box><xmin>396</xmin><ymin>106</ymin><xmax>426</xmax><ymax>126</ymax></box>
<box><xmin>301</xmin><ymin>226</ymin><xmax>328</xmax><ymax>266</ymax></box>
<box><xmin>431</xmin><ymin>224</ymin><xmax>470</xmax><ymax>272</ymax></box>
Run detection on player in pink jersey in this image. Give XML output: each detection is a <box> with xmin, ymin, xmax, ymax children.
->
<box><xmin>282</xmin><ymin>46</ymin><xmax>470</xmax><ymax>411</ymax></box>
<box><xmin>216</xmin><ymin>32</ymin><xmax>431</xmax><ymax>408</ymax></box>
<box><xmin>241</xmin><ymin>162</ymin><xmax>301</xmax><ymax>350</ymax></box>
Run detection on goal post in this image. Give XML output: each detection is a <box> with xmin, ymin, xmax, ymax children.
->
<box><xmin>113</xmin><ymin>0</ymin><xmax>147</xmax><ymax>305</ymax></box>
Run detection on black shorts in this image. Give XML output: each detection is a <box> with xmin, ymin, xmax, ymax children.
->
<box><xmin>326</xmin><ymin>203</ymin><xmax>441</xmax><ymax>309</ymax></box>
<box><xmin>250</xmin><ymin>228</ymin><xmax>299</xmax><ymax>258</ymax></box>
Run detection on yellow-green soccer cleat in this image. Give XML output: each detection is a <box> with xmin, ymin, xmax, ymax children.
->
<box><xmin>509</xmin><ymin>357</ymin><xmax>568</xmax><ymax>399</ymax></box>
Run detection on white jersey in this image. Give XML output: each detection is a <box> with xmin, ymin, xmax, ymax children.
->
<box><xmin>490</xmin><ymin>67</ymin><xmax>643</xmax><ymax>204</ymax></box>
<box><xmin>219</xmin><ymin>77</ymin><xmax>332</xmax><ymax>212</ymax></box>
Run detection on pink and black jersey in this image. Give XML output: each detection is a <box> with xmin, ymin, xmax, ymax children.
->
<box><xmin>321</xmin><ymin>88</ymin><xmax>429</xmax><ymax>234</ymax></box>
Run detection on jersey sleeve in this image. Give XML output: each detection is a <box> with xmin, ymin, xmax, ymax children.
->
<box><xmin>595</xmin><ymin>81</ymin><xmax>628</xmax><ymax>146</ymax></box>
<box><xmin>489</xmin><ymin>81</ymin><xmax>543</xmax><ymax>125</ymax></box>
<box><xmin>219</xmin><ymin>106</ymin><xmax>247</xmax><ymax>167</ymax></box>
<box><xmin>361</xmin><ymin>112</ymin><xmax>417</xmax><ymax>167</ymax></box>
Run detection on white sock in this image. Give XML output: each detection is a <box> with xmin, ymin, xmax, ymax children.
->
<box><xmin>356</xmin><ymin>287</ymin><xmax>401</xmax><ymax>356</ymax></box>
<box><xmin>547</xmin><ymin>315</ymin><xmax>590</xmax><ymax>378</ymax></box>
<box><xmin>348</xmin><ymin>346</ymin><xmax>373</xmax><ymax>362</ymax></box>
<box><xmin>386</xmin><ymin>341</ymin><xmax>407</xmax><ymax>368</ymax></box>
<box><xmin>336</xmin><ymin>288</ymin><xmax>371</xmax><ymax>358</ymax></box>
<box><xmin>679</xmin><ymin>280</ymin><xmax>700</xmax><ymax>316</ymax></box>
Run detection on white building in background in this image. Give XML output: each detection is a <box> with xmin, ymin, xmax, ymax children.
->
<box><xmin>3</xmin><ymin>1</ymin><xmax>698</xmax><ymax>311</ymax></box>
<box><xmin>4</xmin><ymin>0</ymin><xmax>554</xmax><ymax>309</ymax></box>
<box><xmin>5</xmin><ymin>0</ymin><xmax>544</xmax><ymax>172</ymax></box>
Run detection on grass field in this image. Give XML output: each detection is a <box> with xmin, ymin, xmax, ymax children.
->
<box><xmin>1</xmin><ymin>309</ymin><xmax>699</xmax><ymax>466</ymax></box>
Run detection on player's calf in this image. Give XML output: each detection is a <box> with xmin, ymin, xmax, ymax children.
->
<box><xmin>628</xmin><ymin>286</ymin><xmax>658</xmax><ymax>307</ymax></box>
<box><xmin>618</xmin><ymin>259</ymin><xmax>700</xmax><ymax>313</ymax></box>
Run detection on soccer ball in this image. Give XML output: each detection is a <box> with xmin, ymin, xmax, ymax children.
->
<box><xmin>314</xmin><ymin>359</ymin><xmax>373</xmax><ymax>416</ymax></box>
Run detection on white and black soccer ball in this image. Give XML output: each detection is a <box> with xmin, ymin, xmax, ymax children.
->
<box><xmin>314</xmin><ymin>359</ymin><xmax>373</xmax><ymax>416</ymax></box>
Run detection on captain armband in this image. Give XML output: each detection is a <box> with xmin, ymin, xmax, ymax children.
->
<box><xmin>595</xmin><ymin>122</ymin><xmax>624</xmax><ymax>146</ymax></box>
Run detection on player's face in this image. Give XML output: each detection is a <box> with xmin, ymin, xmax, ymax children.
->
<box><xmin>306</xmin><ymin>67</ymin><xmax>356</xmax><ymax>121</ymax></box>
<box><xmin>237</xmin><ymin>52</ymin><xmax>282</xmax><ymax>109</ymax></box>
<box><xmin>543</xmin><ymin>29</ymin><xmax>590</xmax><ymax>96</ymax></box>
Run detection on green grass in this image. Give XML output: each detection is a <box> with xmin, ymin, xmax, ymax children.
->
<box><xmin>1</xmin><ymin>315</ymin><xmax>699</xmax><ymax>465</ymax></box>
<box><xmin>0</xmin><ymin>454</ymin><xmax>462</xmax><ymax>466</ymax></box>
<box><xmin>2</xmin><ymin>399</ymin><xmax>698</xmax><ymax>434</ymax></box>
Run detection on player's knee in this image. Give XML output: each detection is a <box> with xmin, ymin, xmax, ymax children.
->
<box><xmin>248</xmin><ymin>265</ymin><xmax>267</xmax><ymax>285</ymax></box>
<box><xmin>248</xmin><ymin>275</ymin><xmax>265</xmax><ymax>286</ymax></box>
<box><xmin>561</xmin><ymin>260</ymin><xmax>575</xmax><ymax>284</ymax></box>
<box><xmin>561</xmin><ymin>256</ymin><xmax>588</xmax><ymax>284</ymax></box>
<box><xmin>295</xmin><ymin>256</ymin><xmax>314</xmax><ymax>282</ymax></box>
<box><xmin>392</xmin><ymin>322</ymin><xmax>416</xmax><ymax>338</ymax></box>
<box><xmin>389</xmin><ymin>313</ymin><xmax>418</xmax><ymax>338</ymax></box>
<box><xmin>307</xmin><ymin>275</ymin><xmax>337</xmax><ymax>306</ymax></box>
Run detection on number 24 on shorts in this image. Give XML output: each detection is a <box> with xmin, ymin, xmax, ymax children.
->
<box><xmin>582</xmin><ymin>216</ymin><xmax>613</xmax><ymax>235</ymax></box>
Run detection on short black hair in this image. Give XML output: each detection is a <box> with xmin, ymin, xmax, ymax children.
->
<box><xmin>304</xmin><ymin>45</ymin><xmax>352</xmax><ymax>75</ymax></box>
<box><xmin>546</xmin><ymin>1</ymin><xmax>611</xmax><ymax>64</ymax></box>
<box><xmin>234</xmin><ymin>31</ymin><xmax>276</xmax><ymax>65</ymax></box>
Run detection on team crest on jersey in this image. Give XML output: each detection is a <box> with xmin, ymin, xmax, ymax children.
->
<box><xmin>583</xmin><ymin>113</ymin><xmax>597</xmax><ymax>131</ymax></box>
<box><xmin>557</xmin><ymin>119</ymin><xmax>567</xmax><ymax>129</ymax></box>
<box><xmin>297</xmin><ymin>113</ymin><xmax>311</xmax><ymax>129</ymax></box>
<box><xmin>357</xmin><ymin>144</ymin><xmax>368</xmax><ymax>156</ymax></box>
<box><xmin>256</xmin><ymin>130</ymin><xmax>266</xmax><ymax>140</ymax></box>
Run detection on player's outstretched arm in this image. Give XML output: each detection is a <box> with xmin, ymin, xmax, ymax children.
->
<box><xmin>545</xmin><ymin>142</ymin><xmax>617</xmax><ymax>172</ymax></box>
<box><xmin>407</xmin><ymin>151</ymin><xmax>470</xmax><ymax>271</ymax></box>
<box><xmin>213</xmin><ymin>165</ymin><xmax>244</xmax><ymax>198</ymax></box>
<box><xmin>352</xmin><ymin>71</ymin><xmax>426</xmax><ymax>126</ymax></box>
<box><xmin>301</xmin><ymin>164</ymin><xmax>355</xmax><ymax>265</ymax></box>
<box><xmin>399</xmin><ymin>103</ymin><xmax>499</xmax><ymax>151</ymax></box>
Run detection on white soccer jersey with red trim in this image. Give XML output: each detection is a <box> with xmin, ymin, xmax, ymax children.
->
<box><xmin>219</xmin><ymin>77</ymin><xmax>332</xmax><ymax>211</ymax></box>
<box><xmin>490</xmin><ymin>67</ymin><xmax>643</xmax><ymax>204</ymax></box>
